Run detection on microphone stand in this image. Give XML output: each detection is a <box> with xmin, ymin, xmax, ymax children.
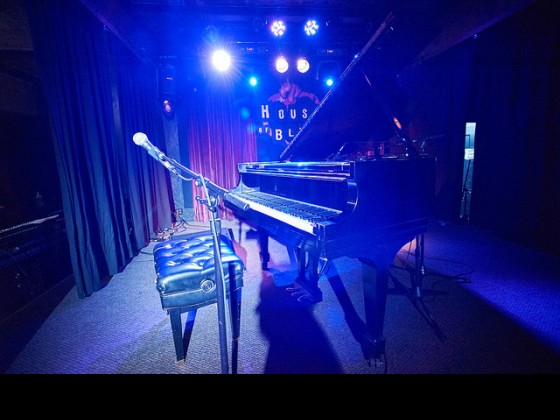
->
<box><xmin>155</xmin><ymin>153</ymin><xmax>232</xmax><ymax>374</ymax></box>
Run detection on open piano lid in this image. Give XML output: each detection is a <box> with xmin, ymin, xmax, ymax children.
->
<box><xmin>279</xmin><ymin>13</ymin><xmax>403</xmax><ymax>163</ymax></box>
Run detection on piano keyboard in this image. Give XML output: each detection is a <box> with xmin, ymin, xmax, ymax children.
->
<box><xmin>225</xmin><ymin>190</ymin><xmax>342</xmax><ymax>234</ymax></box>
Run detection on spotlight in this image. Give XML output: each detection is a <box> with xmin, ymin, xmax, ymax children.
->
<box><xmin>296</xmin><ymin>57</ymin><xmax>310</xmax><ymax>74</ymax></box>
<box><xmin>211</xmin><ymin>49</ymin><xmax>231</xmax><ymax>72</ymax></box>
<box><xmin>248</xmin><ymin>76</ymin><xmax>258</xmax><ymax>87</ymax></box>
<box><xmin>304</xmin><ymin>19</ymin><xmax>319</xmax><ymax>36</ymax></box>
<box><xmin>275</xmin><ymin>56</ymin><xmax>289</xmax><ymax>73</ymax></box>
<box><xmin>317</xmin><ymin>61</ymin><xmax>341</xmax><ymax>86</ymax></box>
<box><xmin>162</xmin><ymin>99</ymin><xmax>175</xmax><ymax>119</ymax></box>
<box><xmin>271</xmin><ymin>20</ymin><xmax>286</xmax><ymax>37</ymax></box>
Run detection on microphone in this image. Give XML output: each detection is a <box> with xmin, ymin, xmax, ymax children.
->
<box><xmin>223</xmin><ymin>192</ymin><xmax>250</xmax><ymax>212</ymax></box>
<box><xmin>133</xmin><ymin>132</ymin><xmax>178</xmax><ymax>175</ymax></box>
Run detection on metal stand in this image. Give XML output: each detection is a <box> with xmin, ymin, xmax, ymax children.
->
<box><xmin>460</xmin><ymin>159</ymin><xmax>472</xmax><ymax>223</ymax></box>
<box><xmin>196</xmin><ymin>176</ymin><xmax>230</xmax><ymax>374</ymax></box>
<box><xmin>410</xmin><ymin>233</ymin><xmax>446</xmax><ymax>299</ymax></box>
<box><xmin>389</xmin><ymin>233</ymin><xmax>447</xmax><ymax>343</ymax></box>
<box><xmin>412</xmin><ymin>233</ymin><xmax>426</xmax><ymax>298</ymax></box>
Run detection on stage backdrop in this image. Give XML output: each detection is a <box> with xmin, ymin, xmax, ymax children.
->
<box><xmin>254</xmin><ymin>76</ymin><xmax>322</xmax><ymax>162</ymax></box>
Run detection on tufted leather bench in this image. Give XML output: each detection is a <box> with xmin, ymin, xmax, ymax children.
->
<box><xmin>153</xmin><ymin>232</ymin><xmax>244</xmax><ymax>367</ymax></box>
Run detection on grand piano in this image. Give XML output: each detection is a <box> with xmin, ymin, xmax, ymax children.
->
<box><xmin>223</xmin><ymin>15</ymin><xmax>436</xmax><ymax>363</ymax></box>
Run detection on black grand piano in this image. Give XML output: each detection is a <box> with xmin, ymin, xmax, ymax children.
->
<box><xmin>223</xmin><ymin>16</ymin><xmax>436</xmax><ymax>363</ymax></box>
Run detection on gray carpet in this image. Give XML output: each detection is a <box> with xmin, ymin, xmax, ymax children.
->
<box><xmin>4</xmin><ymin>220</ymin><xmax>560</xmax><ymax>374</ymax></box>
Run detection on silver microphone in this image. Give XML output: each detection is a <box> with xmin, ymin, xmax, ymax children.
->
<box><xmin>132</xmin><ymin>132</ymin><xmax>178</xmax><ymax>175</ymax></box>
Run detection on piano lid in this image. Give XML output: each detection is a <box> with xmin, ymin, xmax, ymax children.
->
<box><xmin>279</xmin><ymin>12</ymin><xmax>402</xmax><ymax>163</ymax></box>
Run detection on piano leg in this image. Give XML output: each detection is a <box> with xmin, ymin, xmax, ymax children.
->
<box><xmin>359</xmin><ymin>243</ymin><xmax>403</xmax><ymax>364</ymax></box>
<box><xmin>360</xmin><ymin>261</ymin><xmax>388</xmax><ymax>363</ymax></box>
<box><xmin>258</xmin><ymin>229</ymin><xmax>270</xmax><ymax>270</ymax></box>
<box><xmin>295</xmin><ymin>249</ymin><xmax>323</xmax><ymax>302</ymax></box>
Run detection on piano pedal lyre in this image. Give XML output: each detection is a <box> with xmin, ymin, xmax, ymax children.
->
<box><xmin>287</xmin><ymin>250</ymin><xmax>326</xmax><ymax>303</ymax></box>
<box><xmin>286</xmin><ymin>285</ymin><xmax>317</xmax><ymax>304</ymax></box>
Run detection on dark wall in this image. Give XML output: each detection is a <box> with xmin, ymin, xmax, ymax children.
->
<box><xmin>0</xmin><ymin>85</ymin><xmax>61</xmax><ymax>229</ymax></box>
<box><xmin>0</xmin><ymin>43</ymin><xmax>70</xmax><ymax>325</ymax></box>
<box><xmin>466</xmin><ymin>1</ymin><xmax>560</xmax><ymax>255</ymax></box>
<box><xmin>400</xmin><ymin>0</ymin><xmax>560</xmax><ymax>255</ymax></box>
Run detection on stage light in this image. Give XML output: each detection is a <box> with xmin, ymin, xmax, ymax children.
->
<box><xmin>304</xmin><ymin>19</ymin><xmax>319</xmax><ymax>36</ymax></box>
<box><xmin>249</xmin><ymin>76</ymin><xmax>258</xmax><ymax>87</ymax></box>
<box><xmin>296</xmin><ymin>57</ymin><xmax>310</xmax><ymax>73</ymax></box>
<box><xmin>162</xmin><ymin>99</ymin><xmax>175</xmax><ymax>119</ymax></box>
<box><xmin>275</xmin><ymin>56</ymin><xmax>289</xmax><ymax>73</ymax></box>
<box><xmin>317</xmin><ymin>61</ymin><xmax>341</xmax><ymax>87</ymax></box>
<box><xmin>271</xmin><ymin>20</ymin><xmax>286</xmax><ymax>37</ymax></box>
<box><xmin>211</xmin><ymin>49</ymin><xmax>231</xmax><ymax>72</ymax></box>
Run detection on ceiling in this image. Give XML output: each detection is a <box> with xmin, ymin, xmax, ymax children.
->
<box><xmin>78</xmin><ymin>0</ymin><xmax>536</xmax><ymax>70</ymax></box>
<box><xmin>0</xmin><ymin>0</ymin><xmax>536</xmax><ymax>110</ymax></box>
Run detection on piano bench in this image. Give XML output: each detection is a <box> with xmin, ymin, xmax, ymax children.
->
<box><xmin>153</xmin><ymin>232</ymin><xmax>244</xmax><ymax>366</ymax></box>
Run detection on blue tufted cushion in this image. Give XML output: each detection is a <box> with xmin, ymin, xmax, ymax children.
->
<box><xmin>153</xmin><ymin>233</ymin><xmax>244</xmax><ymax>310</ymax></box>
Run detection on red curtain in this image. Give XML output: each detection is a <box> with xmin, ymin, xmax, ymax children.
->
<box><xmin>184</xmin><ymin>85</ymin><xmax>257</xmax><ymax>222</ymax></box>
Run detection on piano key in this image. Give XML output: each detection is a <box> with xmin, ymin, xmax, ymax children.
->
<box><xmin>225</xmin><ymin>191</ymin><xmax>341</xmax><ymax>234</ymax></box>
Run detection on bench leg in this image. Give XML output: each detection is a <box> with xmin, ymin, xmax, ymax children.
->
<box><xmin>168</xmin><ymin>308</ymin><xmax>185</xmax><ymax>363</ymax></box>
